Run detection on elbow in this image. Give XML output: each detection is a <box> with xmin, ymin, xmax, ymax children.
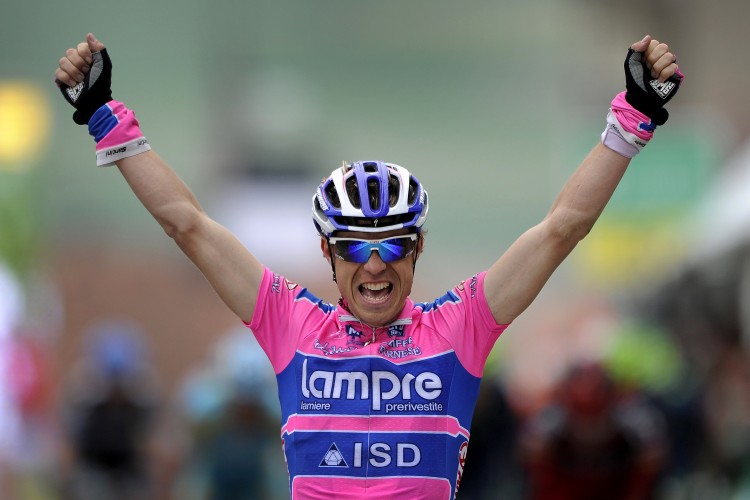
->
<box><xmin>545</xmin><ymin>208</ymin><xmax>596</xmax><ymax>249</ymax></box>
<box><xmin>157</xmin><ymin>203</ymin><xmax>206</xmax><ymax>244</ymax></box>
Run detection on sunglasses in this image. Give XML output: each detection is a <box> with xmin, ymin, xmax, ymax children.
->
<box><xmin>328</xmin><ymin>234</ymin><xmax>418</xmax><ymax>263</ymax></box>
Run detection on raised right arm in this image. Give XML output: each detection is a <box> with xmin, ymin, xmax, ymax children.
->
<box><xmin>117</xmin><ymin>151</ymin><xmax>264</xmax><ymax>324</ymax></box>
<box><xmin>55</xmin><ymin>34</ymin><xmax>263</xmax><ymax>323</ymax></box>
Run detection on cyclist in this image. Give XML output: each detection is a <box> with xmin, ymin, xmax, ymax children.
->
<box><xmin>54</xmin><ymin>33</ymin><xmax>683</xmax><ymax>499</ymax></box>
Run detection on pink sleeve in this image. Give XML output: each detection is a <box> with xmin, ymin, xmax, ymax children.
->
<box><xmin>424</xmin><ymin>272</ymin><xmax>509</xmax><ymax>378</ymax></box>
<box><xmin>245</xmin><ymin>268</ymin><xmax>319</xmax><ymax>374</ymax></box>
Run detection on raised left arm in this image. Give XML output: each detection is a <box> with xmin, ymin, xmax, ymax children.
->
<box><xmin>484</xmin><ymin>35</ymin><xmax>683</xmax><ymax>325</ymax></box>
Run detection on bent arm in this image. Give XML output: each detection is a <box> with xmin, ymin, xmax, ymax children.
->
<box><xmin>484</xmin><ymin>143</ymin><xmax>629</xmax><ymax>324</ymax></box>
<box><xmin>116</xmin><ymin>151</ymin><xmax>264</xmax><ymax>324</ymax></box>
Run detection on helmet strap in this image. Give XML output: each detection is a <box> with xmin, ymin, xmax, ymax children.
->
<box><xmin>327</xmin><ymin>240</ymin><xmax>337</xmax><ymax>282</ymax></box>
<box><xmin>412</xmin><ymin>233</ymin><xmax>421</xmax><ymax>273</ymax></box>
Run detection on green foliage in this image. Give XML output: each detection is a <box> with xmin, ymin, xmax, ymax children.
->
<box><xmin>0</xmin><ymin>174</ymin><xmax>39</xmax><ymax>277</ymax></box>
<box><xmin>604</xmin><ymin>322</ymin><xmax>683</xmax><ymax>393</ymax></box>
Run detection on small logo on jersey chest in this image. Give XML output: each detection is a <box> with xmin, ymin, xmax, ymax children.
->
<box><xmin>346</xmin><ymin>325</ymin><xmax>364</xmax><ymax>347</ymax></box>
<box><xmin>388</xmin><ymin>324</ymin><xmax>405</xmax><ymax>337</ymax></box>
<box><xmin>319</xmin><ymin>443</ymin><xmax>348</xmax><ymax>467</ymax></box>
<box><xmin>378</xmin><ymin>335</ymin><xmax>422</xmax><ymax>359</ymax></box>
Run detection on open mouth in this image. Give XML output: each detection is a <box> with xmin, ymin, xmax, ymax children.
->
<box><xmin>358</xmin><ymin>281</ymin><xmax>393</xmax><ymax>304</ymax></box>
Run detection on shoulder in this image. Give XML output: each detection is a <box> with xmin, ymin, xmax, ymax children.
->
<box><xmin>252</xmin><ymin>270</ymin><xmax>336</xmax><ymax>331</ymax></box>
<box><xmin>414</xmin><ymin>274</ymin><xmax>482</xmax><ymax>313</ymax></box>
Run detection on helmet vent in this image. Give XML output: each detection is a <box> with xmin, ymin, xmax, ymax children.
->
<box><xmin>367</xmin><ymin>179</ymin><xmax>381</xmax><ymax>210</ymax></box>
<box><xmin>408</xmin><ymin>176</ymin><xmax>419</xmax><ymax>205</ymax></box>
<box><xmin>313</xmin><ymin>197</ymin><xmax>330</xmax><ymax>222</ymax></box>
<box><xmin>389</xmin><ymin>175</ymin><xmax>401</xmax><ymax>207</ymax></box>
<box><xmin>324</xmin><ymin>180</ymin><xmax>341</xmax><ymax>209</ymax></box>
<box><xmin>345</xmin><ymin>176</ymin><xmax>361</xmax><ymax>209</ymax></box>
<box><xmin>363</xmin><ymin>162</ymin><xmax>379</xmax><ymax>173</ymax></box>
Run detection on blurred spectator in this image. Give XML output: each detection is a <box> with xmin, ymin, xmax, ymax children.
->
<box><xmin>701</xmin><ymin>345</ymin><xmax>750</xmax><ymax>495</ymax></box>
<box><xmin>59</xmin><ymin>319</ymin><xmax>160</xmax><ymax>500</ymax></box>
<box><xmin>0</xmin><ymin>262</ymin><xmax>31</xmax><ymax>499</ymax></box>
<box><xmin>646</xmin><ymin>368</ymin><xmax>705</xmax><ymax>495</ymax></box>
<box><xmin>519</xmin><ymin>361</ymin><xmax>667</xmax><ymax>500</ymax></box>
<box><xmin>198</xmin><ymin>384</ymin><xmax>278</xmax><ymax>499</ymax></box>
<box><xmin>5</xmin><ymin>327</ymin><xmax>58</xmax><ymax>497</ymax></box>
<box><xmin>458</xmin><ymin>377</ymin><xmax>526</xmax><ymax>499</ymax></box>
<box><xmin>174</xmin><ymin>329</ymin><xmax>286</xmax><ymax>500</ymax></box>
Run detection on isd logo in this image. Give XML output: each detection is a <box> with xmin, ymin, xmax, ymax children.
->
<box><xmin>320</xmin><ymin>443</ymin><xmax>348</xmax><ymax>467</ymax></box>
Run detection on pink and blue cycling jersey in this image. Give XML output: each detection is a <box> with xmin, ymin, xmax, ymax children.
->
<box><xmin>247</xmin><ymin>267</ymin><xmax>509</xmax><ymax>499</ymax></box>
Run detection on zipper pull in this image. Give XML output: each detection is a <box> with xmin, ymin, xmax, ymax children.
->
<box><xmin>363</xmin><ymin>326</ymin><xmax>376</xmax><ymax>346</ymax></box>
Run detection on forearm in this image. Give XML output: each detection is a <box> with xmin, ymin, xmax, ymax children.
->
<box><xmin>117</xmin><ymin>149</ymin><xmax>264</xmax><ymax>322</ymax></box>
<box><xmin>483</xmin><ymin>35</ymin><xmax>683</xmax><ymax>325</ymax></box>
<box><xmin>116</xmin><ymin>150</ymin><xmax>205</xmax><ymax>238</ymax></box>
<box><xmin>539</xmin><ymin>33</ymin><xmax>684</xmax><ymax>245</ymax></box>
<box><xmin>484</xmin><ymin>143</ymin><xmax>631</xmax><ymax>324</ymax></box>
<box><xmin>54</xmin><ymin>34</ymin><xmax>265</xmax><ymax>323</ymax></box>
<box><xmin>545</xmin><ymin>143</ymin><xmax>630</xmax><ymax>243</ymax></box>
<box><xmin>97</xmin><ymin>105</ymin><xmax>265</xmax><ymax>322</ymax></box>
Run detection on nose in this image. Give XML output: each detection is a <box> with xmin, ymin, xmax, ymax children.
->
<box><xmin>363</xmin><ymin>249</ymin><xmax>387</xmax><ymax>273</ymax></box>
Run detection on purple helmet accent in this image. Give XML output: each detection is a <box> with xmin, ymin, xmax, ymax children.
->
<box><xmin>312</xmin><ymin>161</ymin><xmax>428</xmax><ymax>237</ymax></box>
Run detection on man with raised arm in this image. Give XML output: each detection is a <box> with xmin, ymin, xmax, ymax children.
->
<box><xmin>54</xmin><ymin>32</ymin><xmax>682</xmax><ymax>499</ymax></box>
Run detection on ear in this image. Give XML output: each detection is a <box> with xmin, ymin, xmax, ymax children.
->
<box><xmin>416</xmin><ymin>233</ymin><xmax>425</xmax><ymax>258</ymax></box>
<box><xmin>321</xmin><ymin>237</ymin><xmax>332</xmax><ymax>264</ymax></box>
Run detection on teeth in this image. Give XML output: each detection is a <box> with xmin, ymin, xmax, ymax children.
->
<box><xmin>362</xmin><ymin>282</ymin><xmax>389</xmax><ymax>291</ymax></box>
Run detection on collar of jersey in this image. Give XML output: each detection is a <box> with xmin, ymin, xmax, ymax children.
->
<box><xmin>336</xmin><ymin>298</ymin><xmax>415</xmax><ymax>328</ymax></box>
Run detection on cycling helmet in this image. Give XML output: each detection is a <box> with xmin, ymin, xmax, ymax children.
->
<box><xmin>312</xmin><ymin>160</ymin><xmax>428</xmax><ymax>237</ymax></box>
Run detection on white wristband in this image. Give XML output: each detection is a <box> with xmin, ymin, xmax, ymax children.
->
<box><xmin>96</xmin><ymin>137</ymin><xmax>151</xmax><ymax>167</ymax></box>
<box><xmin>601</xmin><ymin>109</ymin><xmax>646</xmax><ymax>158</ymax></box>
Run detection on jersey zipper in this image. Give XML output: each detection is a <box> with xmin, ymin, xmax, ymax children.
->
<box><xmin>337</xmin><ymin>315</ymin><xmax>413</xmax><ymax>346</ymax></box>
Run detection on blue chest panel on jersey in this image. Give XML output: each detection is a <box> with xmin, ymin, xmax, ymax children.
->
<box><xmin>276</xmin><ymin>351</ymin><xmax>481</xmax><ymax>486</ymax></box>
<box><xmin>415</xmin><ymin>290</ymin><xmax>462</xmax><ymax>313</ymax></box>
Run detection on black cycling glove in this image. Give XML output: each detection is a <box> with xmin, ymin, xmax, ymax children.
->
<box><xmin>58</xmin><ymin>48</ymin><xmax>113</xmax><ymax>125</ymax></box>
<box><xmin>623</xmin><ymin>48</ymin><xmax>683</xmax><ymax>126</ymax></box>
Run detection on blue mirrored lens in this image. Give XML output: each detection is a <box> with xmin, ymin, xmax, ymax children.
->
<box><xmin>343</xmin><ymin>240</ymin><xmax>376</xmax><ymax>263</ymax></box>
<box><xmin>333</xmin><ymin>236</ymin><xmax>414</xmax><ymax>263</ymax></box>
<box><xmin>377</xmin><ymin>239</ymin><xmax>411</xmax><ymax>262</ymax></box>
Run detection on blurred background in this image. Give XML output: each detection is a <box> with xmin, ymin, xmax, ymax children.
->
<box><xmin>2</xmin><ymin>0</ymin><xmax>750</xmax><ymax>498</ymax></box>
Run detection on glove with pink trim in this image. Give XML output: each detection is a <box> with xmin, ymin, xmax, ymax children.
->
<box><xmin>57</xmin><ymin>48</ymin><xmax>113</xmax><ymax>125</ymax></box>
<box><xmin>56</xmin><ymin>40</ymin><xmax>150</xmax><ymax>166</ymax></box>
<box><xmin>601</xmin><ymin>39</ymin><xmax>685</xmax><ymax>158</ymax></box>
<box><xmin>624</xmin><ymin>47</ymin><xmax>684</xmax><ymax>126</ymax></box>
